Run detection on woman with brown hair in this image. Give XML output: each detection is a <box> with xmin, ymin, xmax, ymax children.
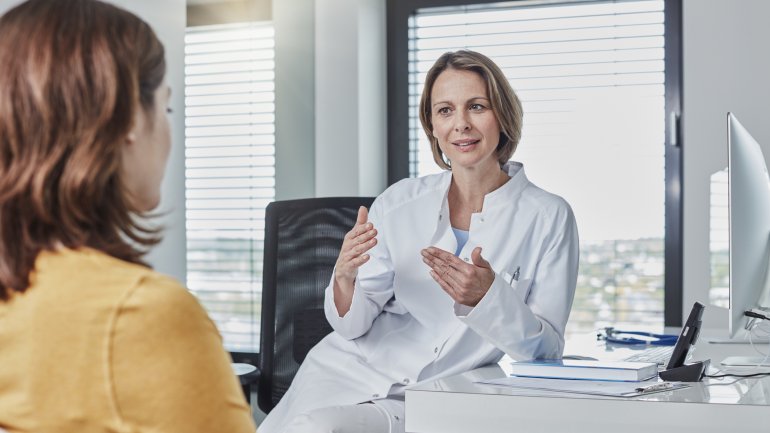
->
<box><xmin>0</xmin><ymin>1</ymin><xmax>255</xmax><ymax>431</ymax></box>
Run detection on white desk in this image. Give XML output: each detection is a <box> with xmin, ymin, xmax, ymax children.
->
<box><xmin>406</xmin><ymin>335</ymin><xmax>770</xmax><ymax>433</ymax></box>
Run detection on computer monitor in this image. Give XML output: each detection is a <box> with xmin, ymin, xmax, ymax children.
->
<box><xmin>726</xmin><ymin>112</ymin><xmax>770</xmax><ymax>343</ymax></box>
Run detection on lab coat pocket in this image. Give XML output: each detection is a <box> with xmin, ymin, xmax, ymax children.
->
<box><xmin>500</xmin><ymin>274</ymin><xmax>532</xmax><ymax>304</ymax></box>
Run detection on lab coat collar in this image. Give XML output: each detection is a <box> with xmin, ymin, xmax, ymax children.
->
<box><xmin>441</xmin><ymin>161</ymin><xmax>529</xmax><ymax>214</ymax></box>
<box><xmin>484</xmin><ymin>161</ymin><xmax>528</xmax><ymax>209</ymax></box>
<box><xmin>431</xmin><ymin>161</ymin><xmax>529</xmax><ymax>253</ymax></box>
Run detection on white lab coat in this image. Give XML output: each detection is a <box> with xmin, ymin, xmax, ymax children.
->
<box><xmin>259</xmin><ymin>162</ymin><xmax>579</xmax><ymax>433</ymax></box>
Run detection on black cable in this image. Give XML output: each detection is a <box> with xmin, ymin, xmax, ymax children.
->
<box><xmin>744</xmin><ymin>310</ymin><xmax>770</xmax><ymax>320</ymax></box>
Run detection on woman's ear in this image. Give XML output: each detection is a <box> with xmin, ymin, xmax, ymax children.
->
<box><xmin>124</xmin><ymin>130</ymin><xmax>137</xmax><ymax>147</ymax></box>
<box><xmin>124</xmin><ymin>109</ymin><xmax>145</xmax><ymax>147</ymax></box>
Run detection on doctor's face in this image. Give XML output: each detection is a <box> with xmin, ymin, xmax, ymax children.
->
<box><xmin>430</xmin><ymin>68</ymin><xmax>501</xmax><ymax>172</ymax></box>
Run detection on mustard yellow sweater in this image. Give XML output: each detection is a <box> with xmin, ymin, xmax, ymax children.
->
<box><xmin>0</xmin><ymin>248</ymin><xmax>256</xmax><ymax>432</ymax></box>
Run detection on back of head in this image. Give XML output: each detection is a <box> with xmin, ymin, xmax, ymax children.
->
<box><xmin>0</xmin><ymin>0</ymin><xmax>166</xmax><ymax>299</ymax></box>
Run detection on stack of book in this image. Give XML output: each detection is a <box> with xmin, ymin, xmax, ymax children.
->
<box><xmin>509</xmin><ymin>359</ymin><xmax>658</xmax><ymax>382</ymax></box>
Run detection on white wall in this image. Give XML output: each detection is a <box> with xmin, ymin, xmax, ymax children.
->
<box><xmin>275</xmin><ymin>0</ymin><xmax>387</xmax><ymax>199</ymax></box>
<box><xmin>0</xmin><ymin>0</ymin><xmax>186</xmax><ymax>282</ymax></box>
<box><xmin>315</xmin><ymin>0</ymin><xmax>387</xmax><ymax>197</ymax></box>
<box><xmin>356</xmin><ymin>0</ymin><xmax>388</xmax><ymax>197</ymax></box>
<box><xmin>683</xmin><ymin>0</ymin><xmax>770</xmax><ymax>330</ymax></box>
<box><xmin>274</xmin><ymin>0</ymin><xmax>316</xmax><ymax>200</ymax></box>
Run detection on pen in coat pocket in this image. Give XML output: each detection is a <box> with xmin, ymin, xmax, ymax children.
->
<box><xmin>509</xmin><ymin>266</ymin><xmax>520</xmax><ymax>284</ymax></box>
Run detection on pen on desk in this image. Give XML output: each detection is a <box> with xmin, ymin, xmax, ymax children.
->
<box><xmin>635</xmin><ymin>382</ymin><xmax>674</xmax><ymax>394</ymax></box>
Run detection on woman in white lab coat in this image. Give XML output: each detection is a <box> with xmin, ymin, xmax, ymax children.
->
<box><xmin>259</xmin><ymin>50</ymin><xmax>579</xmax><ymax>433</ymax></box>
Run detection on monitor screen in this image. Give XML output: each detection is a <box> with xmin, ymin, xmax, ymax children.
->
<box><xmin>727</xmin><ymin>112</ymin><xmax>770</xmax><ymax>338</ymax></box>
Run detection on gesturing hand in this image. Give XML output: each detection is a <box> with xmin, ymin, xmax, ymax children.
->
<box><xmin>335</xmin><ymin>206</ymin><xmax>378</xmax><ymax>289</ymax></box>
<box><xmin>421</xmin><ymin>246</ymin><xmax>495</xmax><ymax>307</ymax></box>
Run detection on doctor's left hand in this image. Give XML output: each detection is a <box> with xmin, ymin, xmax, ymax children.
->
<box><xmin>421</xmin><ymin>246</ymin><xmax>495</xmax><ymax>307</ymax></box>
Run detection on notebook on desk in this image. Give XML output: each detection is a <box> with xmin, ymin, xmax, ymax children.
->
<box><xmin>509</xmin><ymin>359</ymin><xmax>658</xmax><ymax>382</ymax></box>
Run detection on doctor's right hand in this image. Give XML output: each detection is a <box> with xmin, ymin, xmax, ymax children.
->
<box><xmin>333</xmin><ymin>206</ymin><xmax>377</xmax><ymax>314</ymax></box>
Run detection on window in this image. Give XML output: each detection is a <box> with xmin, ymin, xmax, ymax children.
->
<box><xmin>184</xmin><ymin>22</ymin><xmax>275</xmax><ymax>353</ymax></box>
<box><xmin>389</xmin><ymin>0</ymin><xmax>683</xmax><ymax>331</ymax></box>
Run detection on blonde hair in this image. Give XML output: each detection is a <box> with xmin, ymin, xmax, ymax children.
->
<box><xmin>418</xmin><ymin>50</ymin><xmax>523</xmax><ymax>170</ymax></box>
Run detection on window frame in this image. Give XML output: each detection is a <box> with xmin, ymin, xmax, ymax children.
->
<box><xmin>385</xmin><ymin>0</ymin><xmax>684</xmax><ymax>327</ymax></box>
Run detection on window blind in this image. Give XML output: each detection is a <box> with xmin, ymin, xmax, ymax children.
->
<box><xmin>185</xmin><ymin>22</ymin><xmax>275</xmax><ymax>353</ymax></box>
<box><xmin>409</xmin><ymin>0</ymin><xmax>666</xmax><ymax>333</ymax></box>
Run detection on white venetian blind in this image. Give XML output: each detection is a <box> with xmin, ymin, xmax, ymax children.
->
<box><xmin>184</xmin><ymin>22</ymin><xmax>275</xmax><ymax>353</ymax></box>
<box><xmin>410</xmin><ymin>0</ymin><xmax>666</xmax><ymax>333</ymax></box>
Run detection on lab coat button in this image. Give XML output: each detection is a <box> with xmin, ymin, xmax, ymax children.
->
<box><xmin>403</xmin><ymin>378</ymin><xmax>410</xmax><ymax>384</ymax></box>
<box><xmin>372</xmin><ymin>393</ymin><xmax>380</xmax><ymax>398</ymax></box>
<box><xmin>434</xmin><ymin>347</ymin><xmax>438</xmax><ymax>353</ymax></box>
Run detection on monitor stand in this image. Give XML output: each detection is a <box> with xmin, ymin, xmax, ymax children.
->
<box><xmin>707</xmin><ymin>337</ymin><xmax>770</xmax><ymax>344</ymax></box>
<box><xmin>721</xmin><ymin>356</ymin><xmax>770</xmax><ymax>367</ymax></box>
<box><xmin>714</xmin><ymin>326</ymin><xmax>770</xmax><ymax>366</ymax></box>
<box><xmin>707</xmin><ymin>318</ymin><xmax>770</xmax><ymax>366</ymax></box>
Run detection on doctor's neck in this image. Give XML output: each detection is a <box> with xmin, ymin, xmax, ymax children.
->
<box><xmin>449</xmin><ymin>165</ymin><xmax>509</xmax><ymax>211</ymax></box>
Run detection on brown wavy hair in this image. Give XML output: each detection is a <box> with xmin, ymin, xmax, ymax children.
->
<box><xmin>0</xmin><ymin>0</ymin><xmax>166</xmax><ymax>299</ymax></box>
<box><xmin>419</xmin><ymin>50</ymin><xmax>523</xmax><ymax>170</ymax></box>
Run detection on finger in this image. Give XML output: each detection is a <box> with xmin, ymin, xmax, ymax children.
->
<box><xmin>470</xmin><ymin>247</ymin><xmax>491</xmax><ymax>269</ymax></box>
<box><xmin>421</xmin><ymin>255</ymin><xmax>455</xmax><ymax>278</ymax></box>
<box><xmin>351</xmin><ymin>228</ymin><xmax>377</xmax><ymax>246</ymax></box>
<box><xmin>429</xmin><ymin>270</ymin><xmax>460</xmax><ymax>301</ymax></box>
<box><xmin>442</xmin><ymin>264</ymin><xmax>463</xmax><ymax>288</ymax></box>
<box><xmin>421</xmin><ymin>253</ymin><xmax>442</xmax><ymax>269</ymax></box>
<box><xmin>422</xmin><ymin>256</ymin><xmax>462</xmax><ymax>287</ymax></box>
<box><xmin>423</xmin><ymin>247</ymin><xmax>465</xmax><ymax>268</ymax></box>
<box><xmin>423</xmin><ymin>246</ymin><xmax>454</xmax><ymax>260</ymax></box>
<box><xmin>337</xmin><ymin>248</ymin><xmax>369</xmax><ymax>269</ymax></box>
<box><xmin>343</xmin><ymin>240</ymin><xmax>372</xmax><ymax>261</ymax></box>
<box><xmin>423</xmin><ymin>247</ymin><xmax>464</xmax><ymax>271</ymax></box>
<box><xmin>356</xmin><ymin>206</ymin><xmax>368</xmax><ymax>225</ymax></box>
<box><xmin>355</xmin><ymin>253</ymin><xmax>370</xmax><ymax>266</ymax></box>
<box><xmin>344</xmin><ymin>222</ymin><xmax>374</xmax><ymax>242</ymax></box>
<box><xmin>351</xmin><ymin>237</ymin><xmax>377</xmax><ymax>255</ymax></box>
<box><xmin>341</xmin><ymin>250</ymin><xmax>372</xmax><ymax>270</ymax></box>
<box><xmin>340</xmin><ymin>230</ymin><xmax>373</xmax><ymax>260</ymax></box>
<box><xmin>422</xmin><ymin>256</ymin><xmax>447</xmax><ymax>274</ymax></box>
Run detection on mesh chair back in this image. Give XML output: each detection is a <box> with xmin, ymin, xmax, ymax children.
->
<box><xmin>258</xmin><ymin>197</ymin><xmax>375</xmax><ymax>413</ymax></box>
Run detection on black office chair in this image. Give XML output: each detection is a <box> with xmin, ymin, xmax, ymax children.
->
<box><xmin>255</xmin><ymin>197</ymin><xmax>375</xmax><ymax>414</ymax></box>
